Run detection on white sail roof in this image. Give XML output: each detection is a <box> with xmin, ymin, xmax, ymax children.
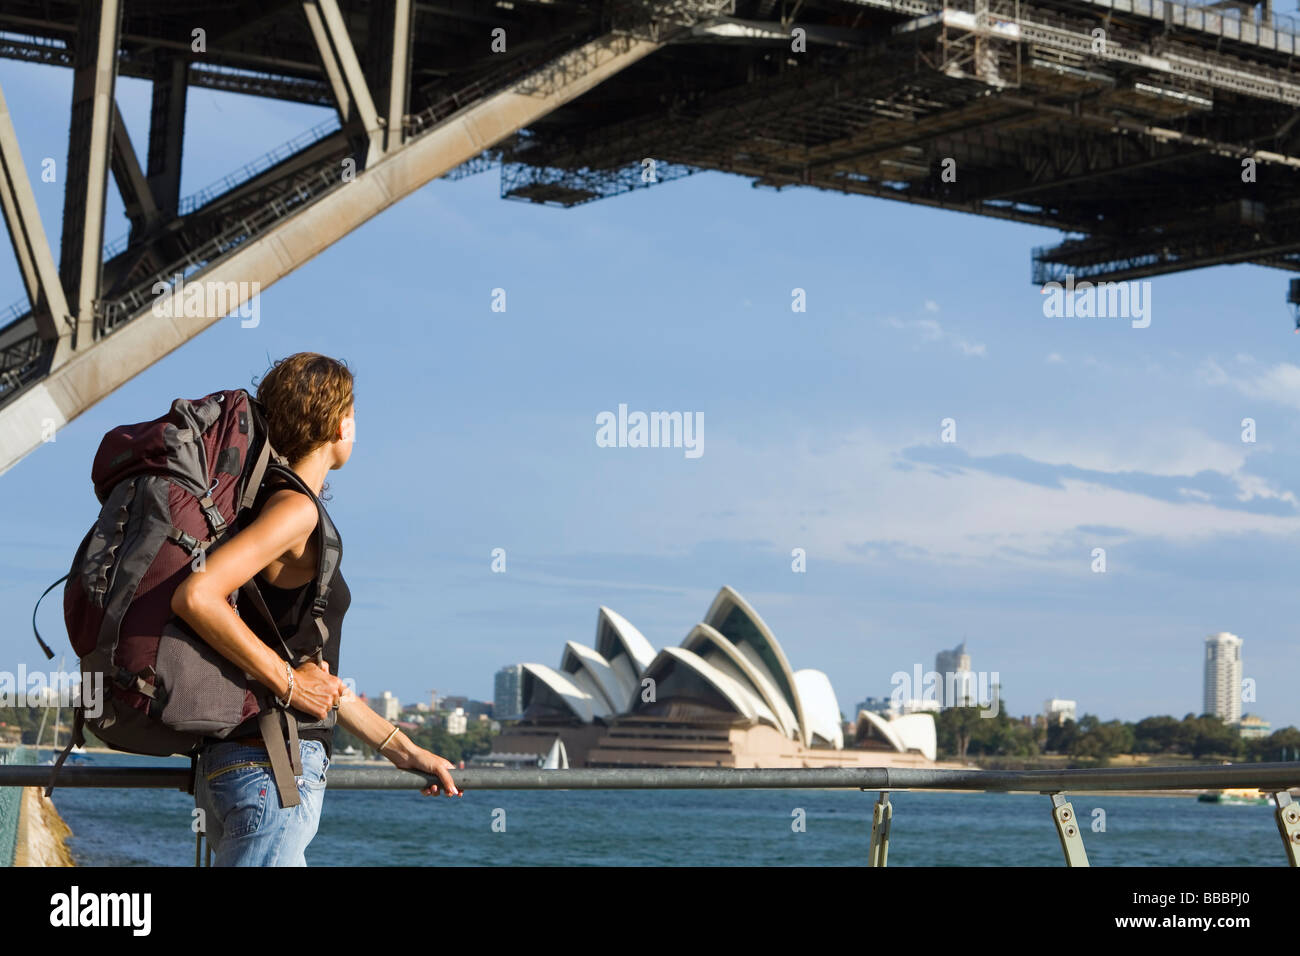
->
<box><xmin>559</xmin><ymin>641</ymin><xmax>622</xmax><ymax>717</ymax></box>
<box><xmin>856</xmin><ymin>710</ymin><xmax>937</xmax><ymax>761</ymax></box>
<box><xmin>704</xmin><ymin>586</ymin><xmax>811</xmax><ymax>747</ymax></box>
<box><xmin>639</xmin><ymin>646</ymin><xmax>781</xmax><ymax>731</ymax></box>
<box><xmin>594</xmin><ymin>606</ymin><xmax>657</xmax><ymax>710</ymax></box>
<box><xmin>520</xmin><ymin>663</ymin><xmax>596</xmax><ymax>723</ymax></box>
<box><xmin>682</xmin><ymin>623</ymin><xmax>800</xmax><ymax>740</ymax></box>
<box><xmin>794</xmin><ymin>669</ymin><xmax>843</xmax><ymax>749</ymax></box>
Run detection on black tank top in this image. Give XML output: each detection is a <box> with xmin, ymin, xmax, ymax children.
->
<box><xmin>228</xmin><ymin>477</ymin><xmax>351</xmax><ymax>757</ymax></box>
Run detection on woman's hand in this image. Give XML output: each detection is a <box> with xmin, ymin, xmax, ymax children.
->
<box><xmin>331</xmin><ymin>693</ymin><xmax>459</xmax><ymax>796</ymax></box>
<box><xmin>402</xmin><ymin>747</ymin><xmax>461</xmax><ymax>797</ymax></box>
<box><xmin>289</xmin><ymin>661</ymin><xmax>345</xmax><ymax>720</ymax></box>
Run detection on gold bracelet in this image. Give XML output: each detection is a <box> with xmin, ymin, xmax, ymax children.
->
<box><xmin>376</xmin><ymin>726</ymin><xmax>398</xmax><ymax>753</ymax></box>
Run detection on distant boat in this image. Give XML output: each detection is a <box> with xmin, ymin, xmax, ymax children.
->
<box><xmin>1198</xmin><ymin>787</ymin><xmax>1270</xmax><ymax>805</ymax></box>
<box><xmin>540</xmin><ymin>737</ymin><xmax>569</xmax><ymax>770</ymax></box>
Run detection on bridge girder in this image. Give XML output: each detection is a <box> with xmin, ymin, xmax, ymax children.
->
<box><xmin>0</xmin><ymin>29</ymin><xmax>667</xmax><ymax>474</ymax></box>
<box><xmin>2</xmin><ymin>0</ymin><xmax>1300</xmax><ymax>472</ymax></box>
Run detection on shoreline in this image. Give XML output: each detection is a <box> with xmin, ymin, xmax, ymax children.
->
<box><xmin>13</xmin><ymin>787</ymin><xmax>74</xmax><ymax>867</ymax></box>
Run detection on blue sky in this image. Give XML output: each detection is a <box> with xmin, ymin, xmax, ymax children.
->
<box><xmin>1</xmin><ymin>57</ymin><xmax>1297</xmax><ymax>730</ymax></box>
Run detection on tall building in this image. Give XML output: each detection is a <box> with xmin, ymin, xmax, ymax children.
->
<box><xmin>372</xmin><ymin>690</ymin><xmax>400</xmax><ymax>722</ymax></box>
<box><xmin>1043</xmin><ymin>699</ymin><xmax>1077</xmax><ymax>725</ymax></box>
<box><xmin>1203</xmin><ymin>632</ymin><xmax>1243</xmax><ymax>723</ymax></box>
<box><xmin>934</xmin><ymin>641</ymin><xmax>974</xmax><ymax>708</ymax></box>
<box><xmin>495</xmin><ymin>665</ymin><xmax>524</xmax><ymax>720</ymax></box>
<box><xmin>446</xmin><ymin>707</ymin><xmax>467</xmax><ymax>735</ymax></box>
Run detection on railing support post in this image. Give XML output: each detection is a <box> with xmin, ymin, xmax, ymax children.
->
<box><xmin>1048</xmin><ymin>792</ymin><xmax>1089</xmax><ymax>867</ymax></box>
<box><xmin>867</xmin><ymin>790</ymin><xmax>892</xmax><ymax>867</ymax></box>
<box><xmin>1274</xmin><ymin>791</ymin><xmax>1300</xmax><ymax>867</ymax></box>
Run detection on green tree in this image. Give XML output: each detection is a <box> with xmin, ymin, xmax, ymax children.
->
<box><xmin>1133</xmin><ymin>715</ymin><xmax>1180</xmax><ymax>753</ymax></box>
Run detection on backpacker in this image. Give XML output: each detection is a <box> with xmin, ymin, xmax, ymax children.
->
<box><xmin>31</xmin><ymin>387</ymin><xmax>342</xmax><ymax>808</ymax></box>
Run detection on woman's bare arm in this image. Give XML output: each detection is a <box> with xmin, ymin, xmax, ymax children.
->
<box><xmin>335</xmin><ymin>688</ymin><xmax>460</xmax><ymax>796</ymax></box>
<box><xmin>170</xmin><ymin>491</ymin><xmax>344</xmax><ymax>719</ymax></box>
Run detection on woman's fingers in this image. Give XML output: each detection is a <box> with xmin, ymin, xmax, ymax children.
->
<box><xmin>289</xmin><ymin>661</ymin><xmax>345</xmax><ymax>718</ymax></box>
<box><xmin>437</xmin><ymin>765</ymin><xmax>460</xmax><ymax>797</ymax></box>
<box><xmin>416</xmin><ymin>758</ymin><xmax>461</xmax><ymax>797</ymax></box>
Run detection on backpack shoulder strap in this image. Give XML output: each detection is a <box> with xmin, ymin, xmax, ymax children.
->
<box><xmin>258</xmin><ymin>463</ymin><xmax>342</xmax><ymax>657</ymax></box>
<box><xmin>44</xmin><ymin>708</ymin><xmax>85</xmax><ymax>798</ymax></box>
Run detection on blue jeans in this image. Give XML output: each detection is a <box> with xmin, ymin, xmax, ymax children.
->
<box><xmin>194</xmin><ymin>738</ymin><xmax>329</xmax><ymax>866</ymax></box>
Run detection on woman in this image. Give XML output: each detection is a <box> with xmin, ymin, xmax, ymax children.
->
<box><xmin>171</xmin><ymin>352</ymin><xmax>459</xmax><ymax>866</ymax></box>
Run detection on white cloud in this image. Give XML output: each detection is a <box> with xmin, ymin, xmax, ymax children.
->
<box><xmin>965</xmin><ymin>426</ymin><xmax>1249</xmax><ymax>479</ymax></box>
<box><xmin>1202</xmin><ymin>357</ymin><xmax>1300</xmax><ymax>411</ymax></box>
<box><xmin>561</xmin><ymin>424</ymin><xmax>1300</xmax><ymax>572</ymax></box>
<box><xmin>923</xmin><ymin>299</ymin><xmax>940</xmax><ymax>313</ymax></box>
<box><xmin>885</xmin><ymin>316</ymin><xmax>987</xmax><ymax>358</ymax></box>
<box><xmin>1046</xmin><ymin>352</ymin><xmax>1064</xmax><ymax>364</ymax></box>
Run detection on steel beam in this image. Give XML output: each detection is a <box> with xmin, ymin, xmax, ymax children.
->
<box><xmin>867</xmin><ymin>790</ymin><xmax>893</xmax><ymax>865</ymax></box>
<box><xmin>302</xmin><ymin>1</ymin><xmax>354</xmax><ymax>125</ymax></box>
<box><xmin>0</xmin><ymin>83</ymin><xmax>70</xmax><ymax>356</ymax></box>
<box><xmin>57</xmin><ymin>0</ymin><xmax>122</xmax><ymax>353</ymax></box>
<box><xmin>145</xmin><ymin>54</ymin><xmax>187</xmax><ymax>218</ymax></box>
<box><xmin>108</xmin><ymin>101</ymin><xmax>158</xmax><ymax>237</ymax></box>
<box><xmin>0</xmin><ymin>33</ymin><xmax>660</xmax><ymax>475</ymax></box>
<box><xmin>364</xmin><ymin>0</ymin><xmax>414</xmax><ymax>154</ymax></box>
<box><xmin>307</xmin><ymin>0</ymin><xmax>382</xmax><ymax>165</ymax></box>
<box><xmin>1274</xmin><ymin>791</ymin><xmax>1300</xmax><ymax>866</ymax></box>
<box><xmin>1049</xmin><ymin>792</ymin><xmax>1090</xmax><ymax>867</ymax></box>
<box><xmin>388</xmin><ymin>0</ymin><xmax>414</xmax><ymax>153</ymax></box>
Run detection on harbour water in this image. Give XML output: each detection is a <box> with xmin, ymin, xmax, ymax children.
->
<box><xmin>42</xmin><ymin>753</ymin><xmax>1287</xmax><ymax>866</ymax></box>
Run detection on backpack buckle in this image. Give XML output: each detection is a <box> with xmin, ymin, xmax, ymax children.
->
<box><xmin>311</xmin><ymin>595</ymin><xmax>329</xmax><ymax>616</ymax></box>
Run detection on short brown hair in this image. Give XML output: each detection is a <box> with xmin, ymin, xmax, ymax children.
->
<box><xmin>254</xmin><ymin>353</ymin><xmax>354</xmax><ymax>495</ymax></box>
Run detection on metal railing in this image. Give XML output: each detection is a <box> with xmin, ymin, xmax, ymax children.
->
<box><xmin>2</xmin><ymin>760</ymin><xmax>1297</xmax><ymax>866</ymax></box>
<box><xmin>929</xmin><ymin>0</ymin><xmax>1300</xmax><ymax>47</ymax></box>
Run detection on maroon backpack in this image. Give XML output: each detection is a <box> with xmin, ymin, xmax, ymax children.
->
<box><xmin>33</xmin><ymin>388</ymin><xmax>342</xmax><ymax>806</ymax></box>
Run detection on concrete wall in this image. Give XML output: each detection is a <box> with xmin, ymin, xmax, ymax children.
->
<box><xmin>13</xmin><ymin>787</ymin><xmax>74</xmax><ymax>867</ymax></box>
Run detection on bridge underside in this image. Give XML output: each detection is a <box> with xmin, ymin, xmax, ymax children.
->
<box><xmin>1</xmin><ymin>0</ymin><xmax>1299</xmax><ymax>471</ymax></box>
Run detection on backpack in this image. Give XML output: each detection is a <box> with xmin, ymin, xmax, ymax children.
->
<box><xmin>32</xmin><ymin>387</ymin><xmax>342</xmax><ymax>808</ymax></box>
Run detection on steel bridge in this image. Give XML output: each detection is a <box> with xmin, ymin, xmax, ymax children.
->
<box><xmin>2</xmin><ymin>0</ymin><xmax>1300</xmax><ymax>472</ymax></box>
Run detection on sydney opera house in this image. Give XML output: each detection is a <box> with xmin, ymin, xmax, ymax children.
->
<box><xmin>487</xmin><ymin>586</ymin><xmax>949</xmax><ymax>769</ymax></box>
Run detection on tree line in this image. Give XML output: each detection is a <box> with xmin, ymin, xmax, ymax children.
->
<box><xmin>934</xmin><ymin>703</ymin><xmax>1300</xmax><ymax>766</ymax></box>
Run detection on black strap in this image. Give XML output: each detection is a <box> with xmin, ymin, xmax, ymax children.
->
<box><xmin>238</xmin><ymin>576</ymin><xmax>298</xmax><ymax>665</ymax></box>
<box><xmin>33</xmin><ymin>525</ymin><xmax>94</xmax><ymax>661</ymax></box>
<box><xmin>31</xmin><ymin>572</ymin><xmax>69</xmax><ymax>661</ymax></box>
<box><xmin>240</xmin><ymin>421</ymin><xmax>274</xmax><ymax>514</ymax></box>
<box><xmin>245</xmin><ymin>462</ymin><xmax>340</xmax><ymax>662</ymax></box>
<box><xmin>44</xmin><ymin>708</ymin><xmax>85</xmax><ymax>798</ymax></box>
<box><xmin>263</xmin><ymin>463</ymin><xmax>342</xmax><ymax>632</ymax></box>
